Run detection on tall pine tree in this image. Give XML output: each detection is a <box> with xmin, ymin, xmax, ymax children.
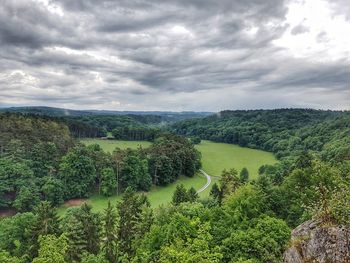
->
<box><xmin>117</xmin><ymin>188</ymin><xmax>150</xmax><ymax>258</ymax></box>
<box><xmin>27</xmin><ymin>201</ymin><xmax>61</xmax><ymax>259</ymax></box>
<box><xmin>102</xmin><ymin>201</ymin><xmax>118</xmax><ymax>263</ymax></box>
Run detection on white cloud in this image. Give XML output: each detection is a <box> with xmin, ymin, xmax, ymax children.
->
<box><xmin>274</xmin><ymin>0</ymin><xmax>350</xmax><ymax>62</ymax></box>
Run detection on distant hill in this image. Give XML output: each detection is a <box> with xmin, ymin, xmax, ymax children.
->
<box><xmin>0</xmin><ymin>106</ymin><xmax>212</xmax><ymax>121</ymax></box>
<box><xmin>172</xmin><ymin>108</ymin><xmax>350</xmax><ymax>159</ymax></box>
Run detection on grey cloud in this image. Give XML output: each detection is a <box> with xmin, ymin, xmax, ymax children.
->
<box><xmin>291</xmin><ymin>24</ymin><xmax>309</xmax><ymax>35</ymax></box>
<box><xmin>0</xmin><ymin>0</ymin><xmax>349</xmax><ymax>111</ymax></box>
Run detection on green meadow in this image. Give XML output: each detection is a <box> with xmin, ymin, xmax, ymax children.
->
<box><xmin>195</xmin><ymin>140</ymin><xmax>277</xmax><ymax>179</ymax></box>
<box><xmin>59</xmin><ymin>139</ymin><xmax>276</xmax><ymax>214</ymax></box>
<box><xmin>81</xmin><ymin>138</ymin><xmax>151</xmax><ymax>151</ymax></box>
<box><xmin>58</xmin><ymin>173</ymin><xmax>211</xmax><ymax>215</ymax></box>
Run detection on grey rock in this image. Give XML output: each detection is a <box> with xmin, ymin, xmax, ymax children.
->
<box><xmin>283</xmin><ymin>220</ymin><xmax>350</xmax><ymax>263</ymax></box>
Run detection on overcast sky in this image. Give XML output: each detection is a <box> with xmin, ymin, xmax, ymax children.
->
<box><xmin>0</xmin><ymin>0</ymin><xmax>349</xmax><ymax>111</ymax></box>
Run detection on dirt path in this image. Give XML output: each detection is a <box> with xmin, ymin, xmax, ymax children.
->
<box><xmin>197</xmin><ymin>169</ymin><xmax>212</xmax><ymax>193</ymax></box>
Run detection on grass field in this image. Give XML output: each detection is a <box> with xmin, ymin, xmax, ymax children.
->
<box><xmin>58</xmin><ymin>173</ymin><xmax>210</xmax><ymax>215</ymax></box>
<box><xmin>58</xmin><ymin>139</ymin><xmax>275</xmax><ymax>214</ymax></box>
<box><xmin>81</xmin><ymin>139</ymin><xmax>151</xmax><ymax>152</ymax></box>
<box><xmin>195</xmin><ymin>140</ymin><xmax>276</xmax><ymax>179</ymax></box>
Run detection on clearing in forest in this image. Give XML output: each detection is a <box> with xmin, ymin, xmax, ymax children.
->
<box><xmin>81</xmin><ymin>138</ymin><xmax>151</xmax><ymax>151</ymax></box>
<box><xmin>59</xmin><ymin>139</ymin><xmax>276</xmax><ymax>214</ymax></box>
<box><xmin>195</xmin><ymin>140</ymin><xmax>277</xmax><ymax>179</ymax></box>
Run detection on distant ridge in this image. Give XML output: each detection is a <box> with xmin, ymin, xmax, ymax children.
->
<box><xmin>0</xmin><ymin>106</ymin><xmax>213</xmax><ymax>120</ymax></box>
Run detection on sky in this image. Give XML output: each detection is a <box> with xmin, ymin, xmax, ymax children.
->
<box><xmin>0</xmin><ymin>0</ymin><xmax>349</xmax><ymax>111</ymax></box>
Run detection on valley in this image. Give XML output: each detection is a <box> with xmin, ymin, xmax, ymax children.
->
<box><xmin>56</xmin><ymin>138</ymin><xmax>277</xmax><ymax>214</ymax></box>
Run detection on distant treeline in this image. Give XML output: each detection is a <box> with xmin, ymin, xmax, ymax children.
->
<box><xmin>111</xmin><ymin>126</ymin><xmax>160</xmax><ymax>141</ymax></box>
<box><xmin>172</xmin><ymin>109</ymin><xmax>350</xmax><ymax>161</ymax></box>
<box><xmin>0</xmin><ymin>108</ymin><xmax>214</xmax><ymax>140</ymax></box>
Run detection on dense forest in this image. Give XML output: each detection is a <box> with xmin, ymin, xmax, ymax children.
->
<box><xmin>0</xmin><ymin>109</ymin><xmax>349</xmax><ymax>262</ymax></box>
<box><xmin>172</xmin><ymin>109</ymin><xmax>349</xmax><ymax>160</ymax></box>
<box><xmin>0</xmin><ymin>107</ymin><xmax>211</xmax><ymax>140</ymax></box>
<box><xmin>0</xmin><ymin>113</ymin><xmax>200</xmax><ymax>212</ymax></box>
<box><xmin>0</xmin><ymin>106</ymin><xmax>211</xmax><ymax>120</ymax></box>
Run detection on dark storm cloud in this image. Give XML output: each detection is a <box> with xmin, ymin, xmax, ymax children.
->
<box><xmin>0</xmin><ymin>0</ymin><xmax>349</xmax><ymax>110</ymax></box>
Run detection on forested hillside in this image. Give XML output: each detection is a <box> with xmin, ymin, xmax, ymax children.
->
<box><xmin>172</xmin><ymin>109</ymin><xmax>349</xmax><ymax>160</ymax></box>
<box><xmin>0</xmin><ymin>110</ymin><xmax>349</xmax><ymax>263</ymax></box>
<box><xmin>0</xmin><ymin>113</ymin><xmax>200</xmax><ymax>212</ymax></box>
<box><xmin>0</xmin><ymin>107</ymin><xmax>211</xmax><ymax>140</ymax></box>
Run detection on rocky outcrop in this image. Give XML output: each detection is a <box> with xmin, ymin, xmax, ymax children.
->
<box><xmin>283</xmin><ymin>220</ymin><xmax>350</xmax><ymax>263</ymax></box>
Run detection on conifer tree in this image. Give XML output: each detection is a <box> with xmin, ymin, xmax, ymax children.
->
<box><xmin>102</xmin><ymin>201</ymin><xmax>118</xmax><ymax>263</ymax></box>
<box><xmin>27</xmin><ymin>201</ymin><xmax>61</xmax><ymax>259</ymax></box>
<box><xmin>172</xmin><ymin>184</ymin><xmax>188</xmax><ymax>205</ymax></box>
<box><xmin>220</xmin><ymin>169</ymin><xmax>241</xmax><ymax>197</ymax></box>
<box><xmin>100</xmin><ymin>168</ymin><xmax>117</xmax><ymax>197</ymax></box>
<box><xmin>65</xmin><ymin>215</ymin><xmax>87</xmax><ymax>262</ymax></box>
<box><xmin>32</xmin><ymin>234</ymin><xmax>68</xmax><ymax>263</ymax></box>
<box><xmin>76</xmin><ymin>203</ymin><xmax>101</xmax><ymax>255</ymax></box>
<box><xmin>210</xmin><ymin>182</ymin><xmax>222</xmax><ymax>204</ymax></box>
<box><xmin>188</xmin><ymin>187</ymin><xmax>199</xmax><ymax>202</ymax></box>
<box><xmin>117</xmin><ymin>188</ymin><xmax>150</xmax><ymax>258</ymax></box>
<box><xmin>239</xmin><ymin>167</ymin><xmax>249</xmax><ymax>183</ymax></box>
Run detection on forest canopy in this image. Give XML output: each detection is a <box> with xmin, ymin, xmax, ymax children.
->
<box><xmin>0</xmin><ymin>109</ymin><xmax>349</xmax><ymax>263</ymax></box>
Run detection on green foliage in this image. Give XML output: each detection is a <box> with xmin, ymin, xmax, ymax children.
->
<box><xmin>240</xmin><ymin>167</ymin><xmax>249</xmax><ymax>183</ymax></box>
<box><xmin>112</xmin><ymin>126</ymin><xmax>160</xmax><ymax>141</ymax></box>
<box><xmin>209</xmin><ymin>182</ymin><xmax>222</xmax><ymax>204</ymax></box>
<box><xmin>172</xmin><ymin>109</ymin><xmax>350</xmax><ymax>162</ymax></box>
<box><xmin>270</xmin><ymin>161</ymin><xmax>346</xmax><ymax>227</ymax></box>
<box><xmin>187</xmin><ymin>187</ymin><xmax>199</xmax><ymax>202</ymax></box>
<box><xmin>77</xmin><ymin>204</ymin><xmax>102</xmax><ymax>255</ymax></box>
<box><xmin>32</xmin><ymin>234</ymin><xmax>68</xmax><ymax>263</ymax></box>
<box><xmin>41</xmin><ymin>177</ymin><xmax>64</xmax><ymax>206</ymax></box>
<box><xmin>59</xmin><ymin>146</ymin><xmax>96</xmax><ymax>199</ymax></box>
<box><xmin>0</xmin><ymin>251</ymin><xmax>20</xmax><ymax>263</ymax></box>
<box><xmin>63</xmin><ymin>204</ymin><xmax>101</xmax><ymax>261</ymax></box>
<box><xmin>0</xmin><ymin>158</ymin><xmax>34</xmax><ymax>208</ymax></box>
<box><xmin>172</xmin><ymin>185</ymin><xmax>199</xmax><ymax>205</ymax></box>
<box><xmin>224</xmin><ymin>184</ymin><xmax>268</xmax><ymax>225</ymax></box>
<box><xmin>149</xmin><ymin>134</ymin><xmax>201</xmax><ymax>186</ymax></box>
<box><xmin>135</xmin><ymin>203</ymin><xmax>222</xmax><ymax>263</ymax></box>
<box><xmin>120</xmin><ymin>154</ymin><xmax>151</xmax><ymax>191</ymax></box>
<box><xmin>100</xmin><ymin>168</ymin><xmax>117</xmax><ymax>197</ymax></box>
<box><xmin>220</xmin><ymin>168</ymin><xmax>241</xmax><ymax>197</ymax></box>
<box><xmin>159</xmin><ymin>221</ymin><xmax>222</xmax><ymax>263</ymax></box>
<box><xmin>64</xmin><ymin>215</ymin><xmax>87</xmax><ymax>262</ymax></box>
<box><xmin>27</xmin><ymin>201</ymin><xmax>61</xmax><ymax>259</ymax></box>
<box><xmin>0</xmin><ymin>113</ymin><xmax>75</xmax><ymax>211</ymax></box>
<box><xmin>222</xmin><ymin>216</ymin><xmax>290</xmax><ymax>262</ymax></box>
<box><xmin>0</xmin><ymin>212</ymin><xmax>36</xmax><ymax>258</ymax></box>
<box><xmin>13</xmin><ymin>184</ymin><xmax>40</xmax><ymax>212</ymax></box>
<box><xmin>0</xmin><ymin>112</ymin><xmax>73</xmax><ymax>156</ymax></box>
<box><xmin>189</xmin><ymin>136</ymin><xmax>201</xmax><ymax>144</ymax></box>
<box><xmin>81</xmin><ymin>253</ymin><xmax>108</xmax><ymax>263</ymax></box>
<box><xmin>29</xmin><ymin>142</ymin><xmax>59</xmax><ymax>178</ymax></box>
<box><xmin>102</xmin><ymin>201</ymin><xmax>118</xmax><ymax>263</ymax></box>
<box><xmin>172</xmin><ymin>184</ymin><xmax>188</xmax><ymax>205</ymax></box>
<box><xmin>1</xmin><ymin>110</ymin><xmax>349</xmax><ymax>263</ymax></box>
<box><xmin>117</xmin><ymin>188</ymin><xmax>151</xmax><ymax>259</ymax></box>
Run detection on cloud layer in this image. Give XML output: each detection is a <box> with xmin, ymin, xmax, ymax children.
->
<box><xmin>0</xmin><ymin>0</ymin><xmax>349</xmax><ymax>111</ymax></box>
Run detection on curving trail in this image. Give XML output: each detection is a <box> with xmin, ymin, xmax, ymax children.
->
<box><xmin>197</xmin><ymin>169</ymin><xmax>212</xmax><ymax>193</ymax></box>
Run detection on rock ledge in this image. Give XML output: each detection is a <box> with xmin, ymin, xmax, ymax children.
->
<box><xmin>283</xmin><ymin>220</ymin><xmax>350</xmax><ymax>263</ymax></box>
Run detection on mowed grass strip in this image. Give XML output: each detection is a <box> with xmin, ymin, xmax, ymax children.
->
<box><xmin>81</xmin><ymin>139</ymin><xmax>151</xmax><ymax>151</ymax></box>
<box><xmin>195</xmin><ymin>140</ymin><xmax>277</xmax><ymax>179</ymax></box>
